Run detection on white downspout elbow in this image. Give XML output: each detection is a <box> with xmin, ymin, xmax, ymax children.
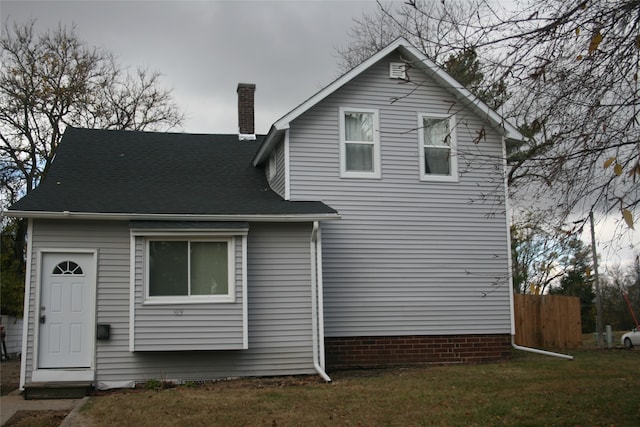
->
<box><xmin>511</xmin><ymin>336</ymin><xmax>574</xmax><ymax>360</ymax></box>
<box><xmin>502</xmin><ymin>137</ymin><xmax>573</xmax><ymax>361</ymax></box>
<box><xmin>310</xmin><ymin>221</ymin><xmax>332</xmax><ymax>382</ymax></box>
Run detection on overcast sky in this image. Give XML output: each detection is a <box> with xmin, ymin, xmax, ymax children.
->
<box><xmin>2</xmin><ymin>0</ymin><xmax>637</xmax><ymax>267</ymax></box>
<box><xmin>1</xmin><ymin>0</ymin><xmax>379</xmax><ymax>134</ymax></box>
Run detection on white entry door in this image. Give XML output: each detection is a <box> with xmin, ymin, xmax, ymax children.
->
<box><xmin>38</xmin><ymin>252</ymin><xmax>95</xmax><ymax>369</ymax></box>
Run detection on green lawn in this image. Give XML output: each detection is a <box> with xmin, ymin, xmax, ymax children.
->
<box><xmin>77</xmin><ymin>349</ymin><xmax>639</xmax><ymax>426</ymax></box>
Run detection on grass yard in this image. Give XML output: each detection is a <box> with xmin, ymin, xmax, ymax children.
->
<box><xmin>72</xmin><ymin>349</ymin><xmax>639</xmax><ymax>427</ymax></box>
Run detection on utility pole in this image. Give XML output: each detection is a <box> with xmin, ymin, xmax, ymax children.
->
<box><xmin>590</xmin><ymin>211</ymin><xmax>603</xmax><ymax>348</ymax></box>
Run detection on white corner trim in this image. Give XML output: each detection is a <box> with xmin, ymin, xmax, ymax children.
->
<box><xmin>129</xmin><ymin>233</ymin><xmax>136</xmax><ymax>352</ymax></box>
<box><xmin>502</xmin><ymin>135</ymin><xmax>516</xmax><ymax>336</ymax></box>
<box><xmin>19</xmin><ymin>219</ymin><xmax>33</xmax><ymax>390</ymax></box>
<box><xmin>284</xmin><ymin>129</ymin><xmax>291</xmax><ymax>200</ymax></box>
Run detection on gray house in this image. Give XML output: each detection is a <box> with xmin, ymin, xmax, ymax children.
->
<box><xmin>7</xmin><ymin>38</ymin><xmax>523</xmax><ymax>389</ymax></box>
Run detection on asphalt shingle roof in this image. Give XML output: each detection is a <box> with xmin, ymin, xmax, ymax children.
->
<box><xmin>8</xmin><ymin>127</ymin><xmax>337</xmax><ymax>217</ymax></box>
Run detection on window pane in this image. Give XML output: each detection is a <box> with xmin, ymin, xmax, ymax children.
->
<box><xmin>149</xmin><ymin>241</ymin><xmax>188</xmax><ymax>296</ymax></box>
<box><xmin>424</xmin><ymin>147</ymin><xmax>450</xmax><ymax>175</ymax></box>
<box><xmin>345</xmin><ymin>112</ymin><xmax>374</xmax><ymax>142</ymax></box>
<box><xmin>191</xmin><ymin>242</ymin><xmax>228</xmax><ymax>295</ymax></box>
<box><xmin>423</xmin><ymin>118</ymin><xmax>450</xmax><ymax>147</ymax></box>
<box><xmin>346</xmin><ymin>143</ymin><xmax>374</xmax><ymax>172</ymax></box>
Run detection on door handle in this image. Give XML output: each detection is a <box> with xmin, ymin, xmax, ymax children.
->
<box><xmin>40</xmin><ymin>315</ymin><xmax>46</xmax><ymax>324</ymax></box>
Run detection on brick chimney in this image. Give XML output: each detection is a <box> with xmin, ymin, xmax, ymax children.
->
<box><xmin>237</xmin><ymin>83</ymin><xmax>256</xmax><ymax>140</ymax></box>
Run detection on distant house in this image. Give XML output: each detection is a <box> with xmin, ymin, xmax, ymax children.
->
<box><xmin>1</xmin><ymin>315</ymin><xmax>23</xmax><ymax>358</ymax></box>
<box><xmin>6</xmin><ymin>38</ymin><xmax>523</xmax><ymax>389</ymax></box>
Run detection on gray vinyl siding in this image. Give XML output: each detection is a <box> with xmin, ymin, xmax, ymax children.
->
<box><xmin>289</xmin><ymin>52</ymin><xmax>511</xmax><ymax>337</ymax></box>
<box><xmin>24</xmin><ymin>220</ymin><xmax>316</xmax><ymax>384</ymax></box>
<box><xmin>268</xmin><ymin>138</ymin><xmax>286</xmax><ymax>198</ymax></box>
<box><xmin>132</xmin><ymin>235</ymin><xmax>245</xmax><ymax>351</ymax></box>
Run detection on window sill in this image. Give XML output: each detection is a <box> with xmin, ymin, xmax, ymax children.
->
<box><xmin>340</xmin><ymin>171</ymin><xmax>382</xmax><ymax>179</ymax></box>
<box><xmin>143</xmin><ymin>295</ymin><xmax>236</xmax><ymax>305</ymax></box>
<box><xmin>419</xmin><ymin>175</ymin><xmax>459</xmax><ymax>183</ymax></box>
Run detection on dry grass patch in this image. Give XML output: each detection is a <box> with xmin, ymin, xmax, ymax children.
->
<box><xmin>3</xmin><ymin>410</ymin><xmax>69</xmax><ymax>427</ymax></box>
<box><xmin>74</xmin><ymin>349</ymin><xmax>639</xmax><ymax>426</ymax></box>
<box><xmin>1</xmin><ymin>358</ymin><xmax>21</xmax><ymax>395</ymax></box>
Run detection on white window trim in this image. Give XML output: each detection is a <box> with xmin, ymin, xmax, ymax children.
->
<box><xmin>339</xmin><ymin>107</ymin><xmax>381</xmax><ymax>179</ymax></box>
<box><xmin>143</xmin><ymin>236</ymin><xmax>236</xmax><ymax>304</ymax></box>
<box><xmin>417</xmin><ymin>113</ymin><xmax>458</xmax><ymax>182</ymax></box>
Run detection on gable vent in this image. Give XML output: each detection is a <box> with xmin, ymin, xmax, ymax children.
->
<box><xmin>389</xmin><ymin>62</ymin><xmax>407</xmax><ymax>80</ymax></box>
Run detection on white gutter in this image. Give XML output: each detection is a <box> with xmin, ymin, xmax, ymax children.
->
<box><xmin>310</xmin><ymin>221</ymin><xmax>331</xmax><ymax>382</ymax></box>
<box><xmin>3</xmin><ymin>210</ymin><xmax>340</xmax><ymax>222</ymax></box>
<box><xmin>501</xmin><ymin>137</ymin><xmax>573</xmax><ymax>361</ymax></box>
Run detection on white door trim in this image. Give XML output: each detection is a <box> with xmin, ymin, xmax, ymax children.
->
<box><xmin>32</xmin><ymin>249</ymin><xmax>97</xmax><ymax>382</ymax></box>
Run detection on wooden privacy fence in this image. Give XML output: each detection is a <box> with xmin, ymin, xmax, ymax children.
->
<box><xmin>513</xmin><ymin>294</ymin><xmax>582</xmax><ymax>349</ymax></box>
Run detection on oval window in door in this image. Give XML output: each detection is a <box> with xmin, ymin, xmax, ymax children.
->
<box><xmin>52</xmin><ymin>260</ymin><xmax>84</xmax><ymax>275</ymax></box>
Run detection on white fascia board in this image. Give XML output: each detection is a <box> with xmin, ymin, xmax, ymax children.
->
<box><xmin>4</xmin><ymin>210</ymin><xmax>341</xmax><ymax>222</ymax></box>
<box><xmin>252</xmin><ymin>124</ymin><xmax>286</xmax><ymax>166</ymax></box>
<box><xmin>253</xmin><ymin>37</ymin><xmax>524</xmax><ymax>166</ymax></box>
<box><xmin>130</xmin><ymin>229</ymin><xmax>249</xmax><ymax>236</ymax></box>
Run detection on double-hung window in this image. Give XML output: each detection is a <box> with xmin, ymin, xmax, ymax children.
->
<box><xmin>418</xmin><ymin>113</ymin><xmax>458</xmax><ymax>182</ymax></box>
<box><xmin>340</xmin><ymin>107</ymin><xmax>380</xmax><ymax>178</ymax></box>
<box><xmin>145</xmin><ymin>237</ymin><xmax>235</xmax><ymax>303</ymax></box>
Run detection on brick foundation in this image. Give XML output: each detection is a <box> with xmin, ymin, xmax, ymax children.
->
<box><xmin>325</xmin><ymin>334</ymin><xmax>512</xmax><ymax>370</ymax></box>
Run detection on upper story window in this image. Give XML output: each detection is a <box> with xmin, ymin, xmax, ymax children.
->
<box><xmin>339</xmin><ymin>107</ymin><xmax>381</xmax><ymax>179</ymax></box>
<box><xmin>418</xmin><ymin>113</ymin><xmax>458</xmax><ymax>182</ymax></box>
<box><xmin>146</xmin><ymin>237</ymin><xmax>235</xmax><ymax>303</ymax></box>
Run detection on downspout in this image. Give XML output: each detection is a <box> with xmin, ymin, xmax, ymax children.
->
<box><xmin>502</xmin><ymin>137</ymin><xmax>573</xmax><ymax>361</ymax></box>
<box><xmin>315</xmin><ymin>222</ymin><xmax>327</xmax><ymax>369</ymax></box>
<box><xmin>310</xmin><ymin>221</ymin><xmax>332</xmax><ymax>382</ymax></box>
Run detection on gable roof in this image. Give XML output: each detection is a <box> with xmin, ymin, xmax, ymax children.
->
<box><xmin>253</xmin><ymin>37</ymin><xmax>524</xmax><ymax>165</ymax></box>
<box><xmin>6</xmin><ymin>127</ymin><xmax>338</xmax><ymax>221</ymax></box>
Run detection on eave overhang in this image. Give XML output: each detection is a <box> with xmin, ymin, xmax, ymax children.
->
<box><xmin>2</xmin><ymin>210</ymin><xmax>341</xmax><ymax>222</ymax></box>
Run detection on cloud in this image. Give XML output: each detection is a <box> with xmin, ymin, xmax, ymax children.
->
<box><xmin>1</xmin><ymin>0</ymin><xmax>379</xmax><ymax>133</ymax></box>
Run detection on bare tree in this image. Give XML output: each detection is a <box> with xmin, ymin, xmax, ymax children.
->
<box><xmin>0</xmin><ymin>20</ymin><xmax>184</xmax><ymax>315</ymax></box>
<box><xmin>336</xmin><ymin>0</ymin><xmax>488</xmax><ymax>72</ymax></box>
<box><xmin>0</xmin><ymin>20</ymin><xmax>184</xmax><ymax>208</ymax></box>
<box><xmin>511</xmin><ymin>212</ymin><xmax>592</xmax><ymax>295</ymax></box>
<box><xmin>338</xmin><ymin>0</ymin><xmax>640</xmax><ymax>235</ymax></box>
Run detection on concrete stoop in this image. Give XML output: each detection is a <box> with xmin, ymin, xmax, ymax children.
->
<box><xmin>23</xmin><ymin>382</ymin><xmax>93</xmax><ymax>400</ymax></box>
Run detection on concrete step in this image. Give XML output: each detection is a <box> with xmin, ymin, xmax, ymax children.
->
<box><xmin>23</xmin><ymin>382</ymin><xmax>93</xmax><ymax>400</ymax></box>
